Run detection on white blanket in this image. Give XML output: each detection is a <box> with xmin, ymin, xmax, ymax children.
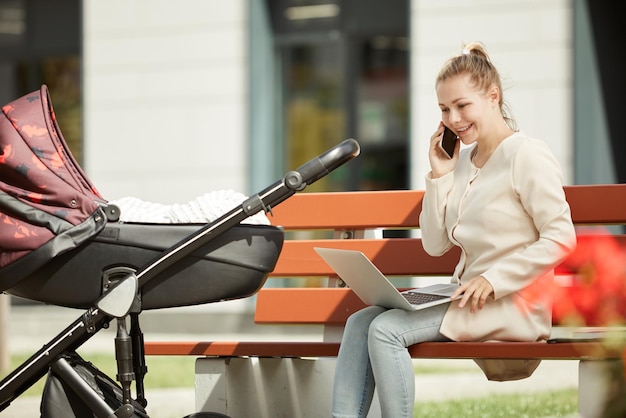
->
<box><xmin>110</xmin><ymin>190</ymin><xmax>270</xmax><ymax>225</ymax></box>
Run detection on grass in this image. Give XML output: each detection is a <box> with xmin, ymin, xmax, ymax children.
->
<box><xmin>415</xmin><ymin>388</ymin><xmax>578</xmax><ymax>417</ymax></box>
<box><xmin>2</xmin><ymin>354</ymin><xmax>467</xmax><ymax>398</ymax></box>
<box><xmin>413</xmin><ymin>361</ymin><xmax>480</xmax><ymax>375</ymax></box>
<box><xmin>411</xmin><ymin>361</ymin><xmax>578</xmax><ymax>417</ymax></box>
<box><xmin>2</xmin><ymin>352</ymin><xmax>196</xmax><ymax>398</ymax></box>
<box><xmin>3</xmin><ymin>353</ymin><xmax>579</xmax><ymax>417</ymax></box>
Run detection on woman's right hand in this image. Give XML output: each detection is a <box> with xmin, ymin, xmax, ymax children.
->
<box><xmin>429</xmin><ymin>123</ymin><xmax>459</xmax><ymax>178</ymax></box>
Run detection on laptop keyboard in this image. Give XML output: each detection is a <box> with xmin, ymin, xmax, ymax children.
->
<box><xmin>403</xmin><ymin>291</ymin><xmax>448</xmax><ymax>305</ymax></box>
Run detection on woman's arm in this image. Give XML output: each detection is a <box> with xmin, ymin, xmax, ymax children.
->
<box><xmin>420</xmin><ymin>171</ymin><xmax>455</xmax><ymax>256</ymax></box>
<box><xmin>483</xmin><ymin>139</ymin><xmax>577</xmax><ymax>299</ymax></box>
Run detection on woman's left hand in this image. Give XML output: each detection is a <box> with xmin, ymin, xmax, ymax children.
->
<box><xmin>452</xmin><ymin>276</ymin><xmax>494</xmax><ymax>313</ymax></box>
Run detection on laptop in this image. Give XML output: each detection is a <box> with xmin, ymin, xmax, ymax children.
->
<box><xmin>314</xmin><ymin>247</ymin><xmax>460</xmax><ymax>311</ymax></box>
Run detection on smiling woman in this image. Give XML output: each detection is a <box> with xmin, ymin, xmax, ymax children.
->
<box><xmin>331</xmin><ymin>41</ymin><xmax>577</xmax><ymax>418</ymax></box>
<box><xmin>434</xmin><ymin>42</ymin><xmax>517</xmax><ymax>170</ymax></box>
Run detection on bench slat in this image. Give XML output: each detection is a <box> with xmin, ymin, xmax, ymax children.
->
<box><xmin>270</xmin><ymin>235</ymin><xmax>626</xmax><ymax>277</ymax></box>
<box><xmin>144</xmin><ymin>341</ymin><xmax>341</xmax><ymax>357</ymax></box>
<box><xmin>143</xmin><ymin>340</ymin><xmax>620</xmax><ymax>360</ymax></box>
<box><xmin>269</xmin><ymin>190</ymin><xmax>423</xmax><ymax>229</ymax></box>
<box><xmin>564</xmin><ymin>184</ymin><xmax>626</xmax><ymax>224</ymax></box>
<box><xmin>407</xmin><ymin>341</ymin><xmax>622</xmax><ymax>360</ymax></box>
<box><xmin>255</xmin><ymin>288</ymin><xmax>365</xmax><ymax>324</ymax></box>
<box><xmin>268</xmin><ymin>184</ymin><xmax>626</xmax><ymax>229</ymax></box>
<box><xmin>271</xmin><ymin>239</ymin><xmax>460</xmax><ymax>277</ymax></box>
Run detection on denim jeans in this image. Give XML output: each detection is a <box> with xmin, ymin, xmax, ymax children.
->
<box><xmin>331</xmin><ymin>303</ymin><xmax>451</xmax><ymax>418</ymax></box>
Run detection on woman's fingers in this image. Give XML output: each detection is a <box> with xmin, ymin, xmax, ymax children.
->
<box><xmin>456</xmin><ymin>276</ymin><xmax>494</xmax><ymax>313</ymax></box>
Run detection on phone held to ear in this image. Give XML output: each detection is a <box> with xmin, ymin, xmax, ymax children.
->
<box><xmin>440</xmin><ymin>126</ymin><xmax>458</xmax><ymax>159</ymax></box>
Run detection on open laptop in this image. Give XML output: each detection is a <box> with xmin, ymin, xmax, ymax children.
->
<box><xmin>314</xmin><ymin>247</ymin><xmax>460</xmax><ymax>311</ymax></box>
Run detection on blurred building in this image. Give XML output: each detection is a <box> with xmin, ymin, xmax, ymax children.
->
<box><xmin>0</xmin><ymin>0</ymin><xmax>621</xmax><ymax>205</ymax></box>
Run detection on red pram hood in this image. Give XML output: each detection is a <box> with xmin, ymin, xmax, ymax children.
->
<box><xmin>0</xmin><ymin>85</ymin><xmax>108</xmax><ymax>291</ymax></box>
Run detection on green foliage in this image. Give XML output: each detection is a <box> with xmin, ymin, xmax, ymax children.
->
<box><xmin>5</xmin><ymin>352</ymin><xmax>578</xmax><ymax>418</ymax></box>
<box><xmin>414</xmin><ymin>388</ymin><xmax>578</xmax><ymax>418</ymax></box>
<box><xmin>413</xmin><ymin>362</ymin><xmax>480</xmax><ymax>375</ymax></box>
<box><xmin>4</xmin><ymin>352</ymin><xmax>195</xmax><ymax>398</ymax></box>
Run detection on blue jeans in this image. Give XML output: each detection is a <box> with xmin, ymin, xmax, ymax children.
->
<box><xmin>331</xmin><ymin>304</ymin><xmax>451</xmax><ymax>418</ymax></box>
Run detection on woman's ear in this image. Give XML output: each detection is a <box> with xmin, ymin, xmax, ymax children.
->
<box><xmin>489</xmin><ymin>85</ymin><xmax>500</xmax><ymax>104</ymax></box>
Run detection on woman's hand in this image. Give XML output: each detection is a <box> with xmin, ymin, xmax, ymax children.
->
<box><xmin>452</xmin><ymin>275</ymin><xmax>494</xmax><ymax>314</ymax></box>
<box><xmin>429</xmin><ymin>122</ymin><xmax>460</xmax><ymax>178</ymax></box>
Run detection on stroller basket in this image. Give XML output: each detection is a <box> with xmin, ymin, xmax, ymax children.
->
<box><xmin>7</xmin><ymin>222</ymin><xmax>284</xmax><ymax>310</ymax></box>
<box><xmin>0</xmin><ymin>85</ymin><xmax>360</xmax><ymax>417</ymax></box>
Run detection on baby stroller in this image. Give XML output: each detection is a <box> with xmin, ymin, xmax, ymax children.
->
<box><xmin>0</xmin><ymin>85</ymin><xmax>360</xmax><ymax>417</ymax></box>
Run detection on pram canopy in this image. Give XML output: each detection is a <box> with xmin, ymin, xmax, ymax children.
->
<box><xmin>0</xmin><ymin>85</ymin><xmax>108</xmax><ymax>292</ymax></box>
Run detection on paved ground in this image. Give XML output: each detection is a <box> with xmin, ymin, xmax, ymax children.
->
<box><xmin>1</xmin><ymin>301</ymin><xmax>581</xmax><ymax>418</ymax></box>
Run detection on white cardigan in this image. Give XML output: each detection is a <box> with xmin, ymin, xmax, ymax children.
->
<box><xmin>420</xmin><ymin>132</ymin><xmax>577</xmax><ymax>342</ymax></box>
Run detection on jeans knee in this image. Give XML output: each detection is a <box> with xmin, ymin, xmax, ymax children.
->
<box><xmin>368</xmin><ymin>315</ymin><xmax>395</xmax><ymax>344</ymax></box>
<box><xmin>346</xmin><ymin>306</ymin><xmax>385</xmax><ymax>330</ymax></box>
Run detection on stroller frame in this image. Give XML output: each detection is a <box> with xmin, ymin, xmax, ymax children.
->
<box><xmin>0</xmin><ymin>138</ymin><xmax>360</xmax><ymax>417</ymax></box>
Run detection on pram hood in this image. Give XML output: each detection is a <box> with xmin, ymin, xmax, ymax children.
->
<box><xmin>0</xmin><ymin>85</ymin><xmax>107</xmax><ymax>292</ymax></box>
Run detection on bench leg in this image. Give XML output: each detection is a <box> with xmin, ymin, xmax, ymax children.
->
<box><xmin>579</xmin><ymin>359</ymin><xmax>625</xmax><ymax>418</ymax></box>
<box><xmin>194</xmin><ymin>357</ymin><xmax>229</xmax><ymax>415</ymax></box>
<box><xmin>194</xmin><ymin>357</ymin><xmax>382</xmax><ymax>418</ymax></box>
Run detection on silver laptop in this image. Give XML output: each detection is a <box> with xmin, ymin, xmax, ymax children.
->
<box><xmin>314</xmin><ymin>247</ymin><xmax>460</xmax><ymax>311</ymax></box>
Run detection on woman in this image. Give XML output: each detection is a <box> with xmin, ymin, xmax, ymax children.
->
<box><xmin>331</xmin><ymin>42</ymin><xmax>577</xmax><ymax>418</ymax></box>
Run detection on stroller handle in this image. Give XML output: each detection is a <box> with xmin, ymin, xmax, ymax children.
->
<box><xmin>285</xmin><ymin>138</ymin><xmax>360</xmax><ymax>190</ymax></box>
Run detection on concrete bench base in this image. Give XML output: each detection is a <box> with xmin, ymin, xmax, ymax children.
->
<box><xmin>193</xmin><ymin>356</ymin><xmax>617</xmax><ymax>418</ymax></box>
<box><xmin>194</xmin><ymin>357</ymin><xmax>382</xmax><ymax>417</ymax></box>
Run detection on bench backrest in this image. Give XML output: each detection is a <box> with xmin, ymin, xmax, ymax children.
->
<box><xmin>257</xmin><ymin>184</ymin><xmax>626</xmax><ymax>329</ymax></box>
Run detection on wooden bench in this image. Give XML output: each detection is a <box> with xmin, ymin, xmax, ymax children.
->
<box><xmin>144</xmin><ymin>183</ymin><xmax>626</xmax><ymax>417</ymax></box>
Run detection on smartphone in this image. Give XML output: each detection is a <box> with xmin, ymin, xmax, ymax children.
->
<box><xmin>440</xmin><ymin>126</ymin><xmax>458</xmax><ymax>159</ymax></box>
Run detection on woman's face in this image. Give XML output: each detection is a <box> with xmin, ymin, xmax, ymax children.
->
<box><xmin>436</xmin><ymin>73</ymin><xmax>496</xmax><ymax>146</ymax></box>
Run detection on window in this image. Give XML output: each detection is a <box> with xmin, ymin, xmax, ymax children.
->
<box><xmin>267</xmin><ymin>0</ymin><xmax>409</xmax><ymax>191</ymax></box>
<box><xmin>0</xmin><ymin>0</ymin><xmax>82</xmax><ymax>163</ymax></box>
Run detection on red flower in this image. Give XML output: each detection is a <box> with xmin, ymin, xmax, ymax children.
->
<box><xmin>553</xmin><ymin>230</ymin><xmax>626</xmax><ymax>327</ymax></box>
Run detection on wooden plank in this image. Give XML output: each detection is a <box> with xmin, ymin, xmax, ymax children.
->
<box><xmin>266</xmin><ymin>184</ymin><xmax>626</xmax><ymax>230</ymax></box>
<box><xmin>408</xmin><ymin>341</ymin><xmax>623</xmax><ymax>360</ymax></box>
<box><xmin>270</xmin><ymin>235</ymin><xmax>626</xmax><ymax>278</ymax></box>
<box><xmin>143</xmin><ymin>340</ymin><xmax>621</xmax><ymax>360</ymax></box>
<box><xmin>270</xmin><ymin>239</ymin><xmax>460</xmax><ymax>277</ymax></box>
<box><xmin>143</xmin><ymin>341</ymin><xmax>341</xmax><ymax>357</ymax></box>
<box><xmin>564</xmin><ymin>184</ymin><xmax>626</xmax><ymax>224</ymax></box>
<box><xmin>254</xmin><ymin>288</ymin><xmax>365</xmax><ymax>324</ymax></box>
<box><xmin>269</xmin><ymin>190</ymin><xmax>423</xmax><ymax>229</ymax></box>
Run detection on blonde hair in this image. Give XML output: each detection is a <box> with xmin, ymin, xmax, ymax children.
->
<box><xmin>436</xmin><ymin>42</ymin><xmax>517</xmax><ymax>131</ymax></box>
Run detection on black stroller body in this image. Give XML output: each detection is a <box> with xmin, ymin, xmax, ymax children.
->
<box><xmin>0</xmin><ymin>86</ymin><xmax>359</xmax><ymax>417</ymax></box>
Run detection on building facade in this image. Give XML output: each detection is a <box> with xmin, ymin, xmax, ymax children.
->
<box><xmin>0</xmin><ymin>0</ymin><xmax>619</xmax><ymax>205</ymax></box>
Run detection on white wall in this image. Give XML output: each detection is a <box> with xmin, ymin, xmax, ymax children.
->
<box><xmin>410</xmin><ymin>0</ymin><xmax>574</xmax><ymax>188</ymax></box>
<box><xmin>82</xmin><ymin>0</ymin><xmax>575</xmax><ymax>204</ymax></box>
<box><xmin>82</xmin><ymin>0</ymin><xmax>249</xmax><ymax>204</ymax></box>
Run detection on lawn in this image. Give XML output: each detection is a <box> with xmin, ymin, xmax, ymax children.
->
<box><xmin>3</xmin><ymin>353</ymin><xmax>578</xmax><ymax>417</ymax></box>
<box><xmin>2</xmin><ymin>352</ymin><xmax>196</xmax><ymax>398</ymax></box>
<box><xmin>414</xmin><ymin>388</ymin><xmax>578</xmax><ymax>417</ymax></box>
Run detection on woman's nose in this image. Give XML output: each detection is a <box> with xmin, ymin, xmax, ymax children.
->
<box><xmin>448</xmin><ymin>109</ymin><xmax>461</xmax><ymax>124</ymax></box>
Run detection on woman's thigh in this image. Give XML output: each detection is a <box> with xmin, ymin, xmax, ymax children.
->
<box><xmin>369</xmin><ymin>303</ymin><xmax>451</xmax><ymax>346</ymax></box>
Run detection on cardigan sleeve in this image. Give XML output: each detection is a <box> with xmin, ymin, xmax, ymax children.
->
<box><xmin>420</xmin><ymin>171</ymin><xmax>455</xmax><ymax>256</ymax></box>
<box><xmin>482</xmin><ymin>139</ymin><xmax>577</xmax><ymax>298</ymax></box>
